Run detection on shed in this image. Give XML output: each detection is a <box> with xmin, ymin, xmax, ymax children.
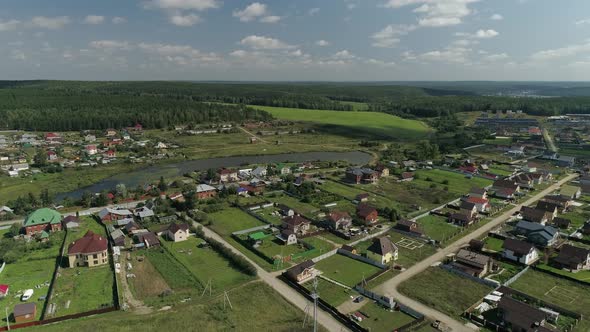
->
<box><xmin>13</xmin><ymin>303</ymin><xmax>36</xmax><ymax>323</ymax></box>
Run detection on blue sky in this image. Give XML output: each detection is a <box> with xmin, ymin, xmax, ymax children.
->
<box><xmin>1</xmin><ymin>0</ymin><xmax>590</xmax><ymax>81</ymax></box>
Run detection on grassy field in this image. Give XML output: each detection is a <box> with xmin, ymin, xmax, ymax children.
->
<box><xmin>208</xmin><ymin>208</ymin><xmax>267</xmax><ymax>236</ymax></box>
<box><xmin>399</xmin><ymin>267</ymin><xmax>493</xmax><ymax>317</ymax></box>
<box><xmin>414</xmin><ymin>169</ymin><xmax>493</xmax><ymax>196</ymax></box>
<box><xmin>161</xmin><ymin>237</ymin><xmax>253</xmax><ymax>294</ymax></box>
<box><xmin>315</xmin><ymin>254</ymin><xmax>382</xmax><ymax>287</ymax></box>
<box><xmin>27</xmin><ymin>281</ymin><xmax>324</xmax><ymax>332</ymax></box>
<box><xmin>321</xmin><ymin>180</ymin><xmax>399</xmax><ymax>210</ymax></box>
<box><xmin>416</xmin><ymin>214</ymin><xmax>460</xmax><ymax>243</ymax></box>
<box><xmin>358</xmin><ymin>302</ymin><xmax>416</xmax><ymax>331</ymax></box>
<box><xmin>127</xmin><ymin>253</ymin><xmax>172</xmax><ymax>302</ymax></box>
<box><xmin>483</xmin><ymin>237</ymin><xmax>504</xmax><ymax>252</ymax></box>
<box><xmin>483</xmin><ymin>137</ymin><xmax>513</xmax><ymax>146</ymax></box>
<box><xmin>304</xmin><ymin>278</ymin><xmax>354</xmax><ymax>307</ymax></box>
<box><xmin>510</xmin><ymin>269</ymin><xmax>590</xmax><ymax>332</ymax></box>
<box><xmin>252</xmin><ymin>105</ymin><xmax>432</xmax><ymax>140</ymax></box>
<box><xmin>143</xmin><ymin>249</ymin><xmax>199</xmax><ymax>291</ymax></box>
<box><xmin>266</xmin><ymin>194</ymin><xmax>319</xmax><ymax>216</ymax></box>
<box><xmin>536</xmin><ymin>263</ymin><xmax>590</xmax><ymax>284</ymax></box>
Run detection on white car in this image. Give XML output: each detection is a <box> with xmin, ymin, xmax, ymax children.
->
<box><xmin>21</xmin><ymin>289</ymin><xmax>34</xmax><ymax>301</ymax></box>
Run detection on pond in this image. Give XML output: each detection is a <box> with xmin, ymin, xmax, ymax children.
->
<box><xmin>55</xmin><ymin>151</ymin><xmax>372</xmax><ymax>201</ymax></box>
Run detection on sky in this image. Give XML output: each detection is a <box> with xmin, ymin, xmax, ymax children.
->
<box><xmin>1</xmin><ymin>0</ymin><xmax>590</xmax><ymax>81</ymax></box>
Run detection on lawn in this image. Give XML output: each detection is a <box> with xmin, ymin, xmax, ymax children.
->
<box><xmin>49</xmin><ymin>265</ymin><xmax>115</xmax><ymax>317</ymax></box>
<box><xmin>143</xmin><ymin>248</ymin><xmax>199</xmax><ymax>291</ymax></box>
<box><xmin>266</xmin><ymin>194</ymin><xmax>319</xmax><ymax>216</ymax></box>
<box><xmin>27</xmin><ymin>281</ymin><xmax>326</xmax><ymax>332</ymax></box>
<box><xmin>208</xmin><ymin>208</ymin><xmax>267</xmax><ymax>236</ymax></box>
<box><xmin>304</xmin><ymin>278</ymin><xmax>354</xmax><ymax>307</ymax></box>
<box><xmin>536</xmin><ymin>263</ymin><xmax>590</xmax><ymax>284</ymax></box>
<box><xmin>399</xmin><ymin>267</ymin><xmax>493</xmax><ymax>317</ymax></box>
<box><xmin>315</xmin><ymin>254</ymin><xmax>382</xmax><ymax>287</ymax></box>
<box><xmin>483</xmin><ymin>237</ymin><xmax>504</xmax><ymax>252</ymax></box>
<box><xmin>358</xmin><ymin>302</ymin><xmax>416</xmax><ymax>331</ymax></box>
<box><xmin>161</xmin><ymin>237</ymin><xmax>253</xmax><ymax>294</ymax></box>
<box><xmin>415</xmin><ymin>214</ymin><xmax>461</xmax><ymax>243</ymax></box>
<box><xmin>510</xmin><ymin>269</ymin><xmax>590</xmax><ymax>332</ymax></box>
<box><xmin>252</xmin><ymin>105</ymin><xmax>432</xmax><ymax>140</ymax></box>
<box><xmin>486</xmin><ymin>261</ymin><xmax>522</xmax><ymax>285</ymax></box>
<box><xmin>413</xmin><ymin>169</ymin><xmax>493</xmax><ymax>196</ymax></box>
<box><xmin>321</xmin><ymin>180</ymin><xmax>399</xmax><ymax>210</ymax></box>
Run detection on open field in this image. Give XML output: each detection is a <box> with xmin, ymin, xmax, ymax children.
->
<box><xmin>27</xmin><ymin>281</ymin><xmax>324</xmax><ymax>332</ymax></box>
<box><xmin>162</xmin><ymin>237</ymin><xmax>253</xmax><ymax>294</ymax></box>
<box><xmin>398</xmin><ymin>267</ymin><xmax>493</xmax><ymax>317</ymax></box>
<box><xmin>413</xmin><ymin>169</ymin><xmax>493</xmax><ymax>196</ymax></box>
<box><xmin>266</xmin><ymin>194</ymin><xmax>319</xmax><ymax>216</ymax></box>
<box><xmin>208</xmin><ymin>208</ymin><xmax>267</xmax><ymax>236</ymax></box>
<box><xmin>251</xmin><ymin>105</ymin><xmax>432</xmax><ymax>140</ymax></box>
<box><xmin>416</xmin><ymin>214</ymin><xmax>460</xmax><ymax>243</ymax></box>
<box><xmin>143</xmin><ymin>249</ymin><xmax>199</xmax><ymax>293</ymax></box>
<box><xmin>128</xmin><ymin>253</ymin><xmax>171</xmax><ymax>301</ymax></box>
<box><xmin>315</xmin><ymin>254</ymin><xmax>382</xmax><ymax>287</ymax></box>
<box><xmin>358</xmin><ymin>302</ymin><xmax>416</xmax><ymax>331</ymax></box>
<box><xmin>510</xmin><ymin>269</ymin><xmax>590</xmax><ymax>332</ymax></box>
<box><xmin>321</xmin><ymin>180</ymin><xmax>399</xmax><ymax>210</ymax></box>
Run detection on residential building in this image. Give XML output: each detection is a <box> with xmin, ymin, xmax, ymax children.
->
<box><xmin>465</xmin><ymin>197</ymin><xmax>491</xmax><ymax>213</ymax></box>
<box><xmin>535</xmin><ymin>201</ymin><xmax>560</xmax><ymax>217</ymax></box>
<box><xmin>284</xmin><ymin>260</ymin><xmax>316</xmax><ymax>283</ymax></box>
<box><xmin>110</xmin><ymin>228</ymin><xmax>126</xmax><ymax>247</ymax></box>
<box><xmin>514</xmin><ymin>221</ymin><xmax>559</xmax><ymax>247</ymax></box>
<box><xmin>502</xmin><ymin>238</ymin><xmax>538</xmax><ymax>265</ymax></box>
<box><xmin>449</xmin><ymin>213</ymin><xmax>474</xmax><ymax>227</ymax></box>
<box><xmin>164</xmin><ymin>223</ymin><xmax>190</xmax><ymax>242</ymax></box>
<box><xmin>554</xmin><ymin>244</ymin><xmax>590</xmax><ymax>272</ymax></box>
<box><xmin>278</xmin><ymin>229</ymin><xmax>298</xmax><ymax>245</ymax></box>
<box><xmin>460</xmin><ymin>201</ymin><xmax>478</xmax><ymax>219</ymax></box>
<box><xmin>23</xmin><ymin>208</ymin><xmax>62</xmax><ymax>235</ymax></box>
<box><xmin>85</xmin><ymin>145</ymin><xmax>98</xmax><ymax>155</ymax></box>
<box><xmin>520</xmin><ymin>206</ymin><xmax>553</xmax><ymax>225</ymax></box>
<box><xmin>326</xmin><ymin>211</ymin><xmax>352</xmax><ymax>231</ymax></box>
<box><xmin>251</xmin><ymin>166</ymin><xmax>267</xmax><ymax>178</ymax></box>
<box><xmin>452</xmin><ymin>249</ymin><xmax>494</xmax><ymax>278</ymax></box>
<box><xmin>134</xmin><ymin>206</ymin><xmax>155</xmax><ymax>221</ymax></box>
<box><xmin>492</xmin><ymin>179</ymin><xmax>520</xmax><ymax>194</ymax></box>
<box><xmin>498</xmin><ymin>296</ymin><xmax>549</xmax><ymax>332</ymax></box>
<box><xmin>556</xmin><ymin>155</ymin><xmax>575</xmax><ymax>168</ymax></box>
<box><xmin>560</xmin><ymin>185</ymin><xmax>581</xmax><ymax>200</ymax></box>
<box><xmin>218</xmin><ymin>168</ymin><xmax>238</xmax><ymax>182</ymax></box>
<box><xmin>470</xmin><ymin>187</ymin><xmax>488</xmax><ymax>199</ymax></box>
<box><xmin>276</xmin><ymin>163</ymin><xmax>291</xmax><ymax>175</ymax></box>
<box><xmin>551</xmin><ymin>217</ymin><xmax>570</xmax><ymax>229</ymax></box>
<box><xmin>399</xmin><ymin>172</ymin><xmax>415</xmax><ymax>182</ymax></box>
<box><xmin>394</xmin><ymin>219</ymin><xmax>423</xmax><ymax>236</ymax></box>
<box><xmin>356</xmin><ymin>204</ymin><xmax>378</xmax><ymax>225</ymax></box>
<box><xmin>346</xmin><ymin>167</ymin><xmax>378</xmax><ymax>184</ymax></box>
<box><xmin>134</xmin><ymin>232</ymin><xmax>161</xmax><ymax>248</ymax></box>
<box><xmin>282</xmin><ymin>215</ymin><xmax>311</xmax><ymax>236</ymax></box>
<box><xmin>366</xmin><ymin>237</ymin><xmax>398</xmax><ymax>264</ymax></box>
<box><xmin>374</xmin><ymin>164</ymin><xmax>390</xmax><ymax>177</ymax></box>
<box><xmin>62</xmin><ymin>215</ymin><xmax>81</xmax><ymax>230</ymax></box>
<box><xmin>98</xmin><ymin>208</ymin><xmax>133</xmax><ymax>222</ymax></box>
<box><xmin>67</xmin><ymin>231</ymin><xmax>108</xmax><ymax>267</ymax></box>
<box><xmin>196</xmin><ymin>184</ymin><xmax>217</xmax><ymax>200</ymax></box>
<box><xmin>542</xmin><ymin>195</ymin><xmax>572</xmax><ymax>210</ymax></box>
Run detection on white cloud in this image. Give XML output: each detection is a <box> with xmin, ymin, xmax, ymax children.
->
<box><xmin>308</xmin><ymin>8</ymin><xmax>320</xmax><ymax>16</ymax></box>
<box><xmin>383</xmin><ymin>0</ymin><xmax>478</xmax><ymax>27</ymax></box>
<box><xmin>240</xmin><ymin>35</ymin><xmax>295</xmax><ymax>50</ymax></box>
<box><xmin>456</xmin><ymin>29</ymin><xmax>499</xmax><ymax>39</ymax></box>
<box><xmin>366</xmin><ymin>58</ymin><xmax>395</xmax><ymax>67</ymax></box>
<box><xmin>84</xmin><ymin>15</ymin><xmax>105</xmax><ymax>24</ymax></box>
<box><xmin>146</xmin><ymin>0</ymin><xmax>220</xmax><ymax>10</ymax></box>
<box><xmin>575</xmin><ymin>18</ymin><xmax>590</xmax><ymax>25</ymax></box>
<box><xmin>260</xmin><ymin>15</ymin><xmax>281</xmax><ymax>23</ymax></box>
<box><xmin>452</xmin><ymin>39</ymin><xmax>477</xmax><ymax>46</ymax></box>
<box><xmin>233</xmin><ymin>2</ymin><xmax>266</xmax><ymax>22</ymax></box>
<box><xmin>371</xmin><ymin>24</ymin><xmax>416</xmax><ymax>48</ymax></box>
<box><xmin>30</xmin><ymin>16</ymin><xmax>70</xmax><ymax>29</ymax></box>
<box><xmin>11</xmin><ymin>50</ymin><xmax>26</xmax><ymax>61</ymax></box>
<box><xmin>89</xmin><ymin>40</ymin><xmax>132</xmax><ymax>50</ymax></box>
<box><xmin>483</xmin><ymin>53</ymin><xmax>509</xmax><ymax>61</ymax></box>
<box><xmin>332</xmin><ymin>50</ymin><xmax>356</xmax><ymax>60</ymax></box>
<box><xmin>112</xmin><ymin>17</ymin><xmax>127</xmax><ymax>24</ymax></box>
<box><xmin>169</xmin><ymin>13</ymin><xmax>201</xmax><ymax>26</ymax></box>
<box><xmin>531</xmin><ymin>42</ymin><xmax>590</xmax><ymax>61</ymax></box>
<box><xmin>490</xmin><ymin>13</ymin><xmax>503</xmax><ymax>20</ymax></box>
<box><xmin>409</xmin><ymin>45</ymin><xmax>472</xmax><ymax>63</ymax></box>
<box><xmin>138</xmin><ymin>42</ymin><xmax>222</xmax><ymax>64</ymax></box>
<box><xmin>315</xmin><ymin>40</ymin><xmax>330</xmax><ymax>46</ymax></box>
<box><xmin>0</xmin><ymin>19</ymin><xmax>20</xmax><ymax>31</ymax></box>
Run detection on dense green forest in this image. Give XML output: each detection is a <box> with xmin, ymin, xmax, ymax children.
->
<box><xmin>1</xmin><ymin>81</ymin><xmax>590</xmax><ymax>131</ymax></box>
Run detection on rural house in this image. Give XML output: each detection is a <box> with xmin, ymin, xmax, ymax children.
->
<box><xmin>282</xmin><ymin>215</ymin><xmax>311</xmax><ymax>236</ymax></box>
<box><xmin>449</xmin><ymin>212</ymin><xmax>474</xmax><ymax>227</ymax></box>
<box><xmin>134</xmin><ymin>232</ymin><xmax>161</xmax><ymax>248</ymax></box>
<box><xmin>554</xmin><ymin>244</ymin><xmax>590</xmax><ymax>272</ymax></box>
<box><xmin>346</xmin><ymin>167</ymin><xmax>379</xmax><ymax>184</ymax></box>
<box><xmin>218</xmin><ymin>168</ymin><xmax>238</xmax><ymax>182</ymax></box>
<box><xmin>67</xmin><ymin>231</ymin><xmax>109</xmax><ymax>268</ymax></box>
<box><xmin>164</xmin><ymin>223</ymin><xmax>190</xmax><ymax>242</ymax></box>
<box><xmin>497</xmin><ymin>296</ymin><xmax>549</xmax><ymax>332</ymax></box>
<box><xmin>196</xmin><ymin>184</ymin><xmax>217</xmax><ymax>200</ymax></box>
<box><xmin>394</xmin><ymin>219</ymin><xmax>423</xmax><ymax>236</ymax></box>
<box><xmin>502</xmin><ymin>238</ymin><xmax>538</xmax><ymax>265</ymax></box>
<box><xmin>542</xmin><ymin>195</ymin><xmax>572</xmax><ymax>210</ymax></box>
<box><xmin>535</xmin><ymin>201</ymin><xmax>560</xmax><ymax>217</ymax></box>
<box><xmin>470</xmin><ymin>187</ymin><xmax>488</xmax><ymax>199</ymax></box>
<box><xmin>551</xmin><ymin>217</ymin><xmax>571</xmax><ymax>229</ymax></box>
<box><xmin>98</xmin><ymin>207</ymin><xmax>133</xmax><ymax>222</ymax></box>
<box><xmin>514</xmin><ymin>221</ymin><xmax>559</xmax><ymax>247</ymax></box>
<box><xmin>560</xmin><ymin>185</ymin><xmax>581</xmax><ymax>200</ymax></box>
<box><xmin>23</xmin><ymin>208</ymin><xmax>62</xmax><ymax>236</ymax></box>
<box><xmin>278</xmin><ymin>229</ymin><xmax>298</xmax><ymax>245</ymax></box>
<box><xmin>367</xmin><ymin>237</ymin><xmax>398</xmax><ymax>264</ymax></box>
<box><xmin>451</xmin><ymin>249</ymin><xmax>494</xmax><ymax>278</ymax></box>
<box><xmin>285</xmin><ymin>260</ymin><xmax>316</xmax><ymax>283</ymax></box>
<box><xmin>356</xmin><ymin>204</ymin><xmax>379</xmax><ymax>225</ymax></box>
<box><xmin>62</xmin><ymin>215</ymin><xmax>81</xmax><ymax>230</ymax></box>
<box><xmin>326</xmin><ymin>211</ymin><xmax>353</xmax><ymax>231</ymax></box>
<box><xmin>465</xmin><ymin>197</ymin><xmax>491</xmax><ymax>213</ymax></box>
<box><xmin>460</xmin><ymin>201</ymin><xmax>478</xmax><ymax>219</ymax></box>
<box><xmin>520</xmin><ymin>206</ymin><xmax>553</xmax><ymax>225</ymax></box>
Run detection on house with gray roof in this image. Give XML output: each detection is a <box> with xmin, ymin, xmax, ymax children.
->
<box><xmin>514</xmin><ymin>221</ymin><xmax>559</xmax><ymax>247</ymax></box>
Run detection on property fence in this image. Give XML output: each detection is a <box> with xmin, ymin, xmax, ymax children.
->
<box><xmin>439</xmin><ymin>264</ymin><xmax>500</xmax><ymax>288</ymax></box>
<box><xmin>353</xmin><ymin>285</ymin><xmax>395</xmax><ymax>309</ymax></box>
<box><xmin>336</xmin><ymin>248</ymin><xmax>387</xmax><ymax>269</ymax></box>
<box><xmin>531</xmin><ymin>265</ymin><xmax>590</xmax><ymax>287</ymax></box>
<box><xmin>497</xmin><ymin>286</ymin><xmax>583</xmax><ymax>320</ymax></box>
<box><xmin>311</xmin><ymin>248</ymin><xmax>338</xmax><ymax>263</ymax></box>
<box><xmin>40</xmin><ymin>229</ymin><xmax>69</xmax><ymax>320</ymax></box>
<box><xmin>502</xmin><ymin>266</ymin><xmax>529</xmax><ymax>286</ymax></box>
<box><xmin>231</xmin><ymin>224</ymin><xmax>271</xmax><ymax>236</ymax></box>
<box><xmin>0</xmin><ymin>306</ymin><xmax>119</xmax><ymax>331</ymax></box>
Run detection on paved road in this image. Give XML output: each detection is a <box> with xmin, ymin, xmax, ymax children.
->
<box><xmin>373</xmin><ymin>173</ymin><xmax>578</xmax><ymax>332</ymax></box>
<box><xmin>193</xmin><ymin>221</ymin><xmax>351</xmax><ymax>332</ymax></box>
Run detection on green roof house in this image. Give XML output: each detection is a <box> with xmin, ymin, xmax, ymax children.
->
<box><xmin>23</xmin><ymin>208</ymin><xmax>62</xmax><ymax>236</ymax></box>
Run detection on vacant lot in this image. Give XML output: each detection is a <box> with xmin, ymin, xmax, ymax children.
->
<box><xmin>399</xmin><ymin>267</ymin><xmax>493</xmax><ymax>317</ymax></box>
<box><xmin>253</xmin><ymin>105</ymin><xmax>432</xmax><ymax>140</ymax></box>
<box><xmin>321</xmin><ymin>180</ymin><xmax>400</xmax><ymax>210</ymax></box>
<box><xmin>266</xmin><ymin>194</ymin><xmax>319</xmax><ymax>216</ymax></box>
<box><xmin>128</xmin><ymin>254</ymin><xmax>171</xmax><ymax>301</ymax></box>
<box><xmin>510</xmin><ymin>269</ymin><xmax>590</xmax><ymax>332</ymax></box>
<box><xmin>304</xmin><ymin>278</ymin><xmax>353</xmax><ymax>307</ymax></box>
<box><xmin>483</xmin><ymin>237</ymin><xmax>504</xmax><ymax>252</ymax></box>
<box><xmin>358</xmin><ymin>302</ymin><xmax>416</xmax><ymax>331</ymax></box>
<box><xmin>208</xmin><ymin>208</ymin><xmax>266</xmax><ymax>236</ymax></box>
<box><xmin>414</xmin><ymin>169</ymin><xmax>493</xmax><ymax>196</ymax></box>
<box><xmin>162</xmin><ymin>237</ymin><xmax>253</xmax><ymax>294</ymax></box>
<box><xmin>315</xmin><ymin>254</ymin><xmax>382</xmax><ymax>287</ymax></box>
<box><xmin>416</xmin><ymin>214</ymin><xmax>460</xmax><ymax>243</ymax></box>
<box><xmin>30</xmin><ymin>281</ymin><xmax>325</xmax><ymax>332</ymax></box>
<box><xmin>144</xmin><ymin>249</ymin><xmax>199</xmax><ymax>291</ymax></box>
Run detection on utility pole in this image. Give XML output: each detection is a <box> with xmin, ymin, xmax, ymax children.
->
<box><xmin>311</xmin><ymin>277</ymin><xmax>319</xmax><ymax>332</ymax></box>
<box><xmin>6</xmin><ymin>307</ymin><xmax>10</xmax><ymax>331</ymax></box>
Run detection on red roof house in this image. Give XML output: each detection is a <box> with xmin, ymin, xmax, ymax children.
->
<box><xmin>67</xmin><ymin>231</ymin><xmax>108</xmax><ymax>267</ymax></box>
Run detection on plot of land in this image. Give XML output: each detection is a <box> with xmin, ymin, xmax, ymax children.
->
<box><xmin>315</xmin><ymin>254</ymin><xmax>382</xmax><ymax>287</ymax></box>
<box><xmin>208</xmin><ymin>208</ymin><xmax>267</xmax><ymax>236</ymax></box>
<box><xmin>399</xmin><ymin>267</ymin><xmax>493</xmax><ymax>317</ymax></box>
<box><xmin>252</xmin><ymin>105</ymin><xmax>432</xmax><ymax>140</ymax></box>
<box><xmin>304</xmin><ymin>278</ymin><xmax>354</xmax><ymax>307</ymax></box>
<box><xmin>128</xmin><ymin>254</ymin><xmax>171</xmax><ymax>300</ymax></box>
<box><xmin>357</xmin><ymin>232</ymin><xmax>436</xmax><ymax>269</ymax></box>
<box><xmin>266</xmin><ymin>194</ymin><xmax>319</xmax><ymax>216</ymax></box>
<box><xmin>416</xmin><ymin>214</ymin><xmax>461</xmax><ymax>243</ymax></box>
<box><xmin>536</xmin><ymin>263</ymin><xmax>590</xmax><ymax>284</ymax></box>
<box><xmin>358</xmin><ymin>302</ymin><xmax>416</xmax><ymax>331</ymax></box>
<box><xmin>510</xmin><ymin>269</ymin><xmax>590</xmax><ymax>332</ymax></box>
<box><xmin>483</xmin><ymin>237</ymin><xmax>504</xmax><ymax>252</ymax></box>
<box><xmin>162</xmin><ymin>237</ymin><xmax>252</xmax><ymax>294</ymax></box>
<box><xmin>414</xmin><ymin>169</ymin><xmax>493</xmax><ymax>196</ymax></box>
<box><xmin>320</xmin><ymin>180</ymin><xmax>399</xmax><ymax>210</ymax></box>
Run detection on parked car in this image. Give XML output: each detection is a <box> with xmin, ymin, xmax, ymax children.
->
<box><xmin>353</xmin><ymin>296</ymin><xmax>364</xmax><ymax>303</ymax></box>
<box><xmin>21</xmin><ymin>289</ymin><xmax>34</xmax><ymax>301</ymax></box>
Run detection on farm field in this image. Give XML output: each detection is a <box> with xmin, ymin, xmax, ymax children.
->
<box><xmin>251</xmin><ymin>105</ymin><xmax>432</xmax><ymax>140</ymax></box>
<box><xmin>29</xmin><ymin>281</ymin><xmax>324</xmax><ymax>332</ymax></box>
<box><xmin>314</xmin><ymin>254</ymin><xmax>382</xmax><ymax>287</ymax></box>
<box><xmin>510</xmin><ymin>269</ymin><xmax>590</xmax><ymax>332</ymax></box>
<box><xmin>398</xmin><ymin>267</ymin><xmax>493</xmax><ymax>317</ymax></box>
<box><xmin>161</xmin><ymin>237</ymin><xmax>253</xmax><ymax>294</ymax></box>
<box><xmin>415</xmin><ymin>214</ymin><xmax>460</xmax><ymax>243</ymax></box>
<box><xmin>357</xmin><ymin>302</ymin><xmax>416</xmax><ymax>331</ymax></box>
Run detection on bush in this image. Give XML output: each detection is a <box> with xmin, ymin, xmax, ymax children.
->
<box><xmin>442</xmin><ymin>179</ymin><xmax>449</xmax><ymax>185</ymax></box>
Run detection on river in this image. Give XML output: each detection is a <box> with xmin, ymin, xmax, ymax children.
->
<box><xmin>55</xmin><ymin>151</ymin><xmax>371</xmax><ymax>201</ymax></box>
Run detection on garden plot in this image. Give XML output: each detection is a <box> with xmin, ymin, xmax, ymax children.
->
<box><xmin>395</xmin><ymin>238</ymin><xmax>424</xmax><ymax>250</ymax></box>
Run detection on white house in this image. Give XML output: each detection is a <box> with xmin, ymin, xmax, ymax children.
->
<box><xmin>165</xmin><ymin>223</ymin><xmax>190</xmax><ymax>242</ymax></box>
<box><xmin>502</xmin><ymin>238</ymin><xmax>538</xmax><ymax>265</ymax></box>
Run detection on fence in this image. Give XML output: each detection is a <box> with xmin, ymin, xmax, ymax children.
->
<box><xmin>231</xmin><ymin>224</ymin><xmax>271</xmax><ymax>236</ymax></box>
<box><xmin>502</xmin><ymin>266</ymin><xmax>529</xmax><ymax>286</ymax></box>
<box><xmin>311</xmin><ymin>248</ymin><xmax>338</xmax><ymax>263</ymax></box>
<box><xmin>40</xmin><ymin>229</ymin><xmax>69</xmax><ymax>320</ymax></box>
<box><xmin>336</xmin><ymin>248</ymin><xmax>387</xmax><ymax>269</ymax></box>
<box><xmin>439</xmin><ymin>264</ymin><xmax>500</xmax><ymax>288</ymax></box>
<box><xmin>497</xmin><ymin>286</ymin><xmax>583</xmax><ymax>320</ymax></box>
<box><xmin>0</xmin><ymin>306</ymin><xmax>118</xmax><ymax>331</ymax></box>
<box><xmin>353</xmin><ymin>285</ymin><xmax>395</xmax><ymax>309</ymax></box>
<box><xmin>0</xmin><ymin>262</ymin><xmax>5</xmax><ymax>275</ymax></box>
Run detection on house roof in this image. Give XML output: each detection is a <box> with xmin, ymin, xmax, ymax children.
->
<box><xmin>98</xmin><ymin>207</ymin><xmax>132</xmax><ymax>219</ymax></box>
<box><xmin>455</xmin><ymin>249</ymin><xmax>492</xmax><ymax>268</ymax></box>
<box><xmin>498</xmin><ymin>296</ymin><xmax>546</xmax><ymax>331</ymax></box>
<box><xmin>168</xmin><ymin>223</ymin><xmax>189</xmax><ymax>234</ymax></box>
<box><xmin>283</xmin><ymin>215</ymin><xmax>310</xmax><ymax>227</ymax></box>
<box><xmin>110</xmin><ymin>228</ymin><xmax>125</xmax><ymax>240</ymax></box>
<box><xmin>68</xmin><ymin>231</ymin><xmax>108</xmax><ymax>255</ymax></box>
<box><xmin>503</xmin><ymin>238</ymin><xmax>535</xmax><ymax>256</ymax></box>
<box><xmin>561</xmin><ymin>185</ymin><xmax>581</xmax><ymax>198</ymax></box>
<box><xmin>515</xmin><ymin>221</ymin><xmax>557</xmax><ymax>242</ymax></box>
<box><xmin>450</xmin><ymin>213</ymin><xmax>472</xmax><ymax>223</ymax></box>
<box><xmin>328</xmin><ymin>211</ymin><xmax>351</xmax><ymax>223</ymax></box>
<box><xmin>460</xmin><ymin>201</ymin><xmax>477</xmax><ymax>211</ymax></box>
<box><xmin>552</xmin><ymin>217</ymin><xmax>571</xmax><ymax>227</ymax></box>
<box><xmin>397</xmin><ymin>219</ymin><xmax>418</xmax><ymax>228</ymax></box>
<box><xmin>520</xmin><ymin>206</ymin><xmax>550</xmax><ymax>223</ymax></box>
<box><xmin>367</xmin><ymin>237</ymin><xmax>397</xmax><ymax>256</ymax></box>
<box><xmin>285</xmin><ymin>260</ymin><xmax>314</xmax><ymax>280</ymax></box>
<box><xmin>536</xmin><ymin>201</ymin><xmax>559</xmax><ymax>213</ymax></box>
<box><xmin>466</xmin><ymin>197</ymin><xmax>489</xmax><ymax>205</ymax></box>
<box><xmin>24</xmin><ymin>208</ymin><xmax>61</xmax><ymax>227</ymax></box>
<box><xmin>196</xmin><ymin>184</ymin><xmax>217</xmax><ymax>193</ymax></box>
<box><xmin>135</xmin><ymin>232</ymin><xmax>160</xmax><ymax>246</ymax></box>
<box><xmin>13</xmin><ymin>303</ymin><xmax>36</xmax><ymax>317</ymax></box>
<box><xmin>544</xmin><ymin>194</ymin><xmax>571</xmax><ymax>203</ymax></box>
<box><xmin>357</xmin><ymin>204</ymin><xmax>377</xmax><ymax>219</ymax></box>
<box><xmin>493</xmin><ymin>179</ymin><xmax>518</xmax><ymax>190</ymax></box>
<box><xmin>555</xmin><ymin>244</ymin><xmax>590</xmax><ymax>267</ymax></box>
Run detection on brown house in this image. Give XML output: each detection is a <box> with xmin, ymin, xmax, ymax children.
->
<box><xmin>326</xmin><ymin>211</ymin><xmax>352</xmax><ymax>231</ymax></box>
<box><xmin>394</xmin><ymin>219</ymin><xmax>422</xmax><ymax>235</ymax></box>
<box><xmin>13</xmin><ymin>303</ymin><xmax>36</xmax><ymax>323</ymax></box>
<box><xmin>67</xmin><ymin>231</ymin><xmax>108</xmax><ymax>268</ymax></box>
<box><xmin>497</xmin><ymin>296</ymin><xmax>549</xmax><ymax>332</ymax></box>
<box><xmin>284</xmin><ymin>260</ymin><xmax>316</xmax><ymax>283</ymax></box>
<box><xmin>520</xmin><ymin>206</ymin><xmax>553</xmax><ymax>225</ymax></box>
<box><xmin>452</xmin><ymin>249</ymin><xmax>494</xmax><ymax>278</ymax></box>
<box><xmin>356</xmin><ymin>204</ymin><xmax>378</xmax><ymax>225</ymax></box>
<box><xmin>554</xmin><ymin>244</ymin><xmax>590</xmax><ymax>272</ymax></box>
<box><xmin>282</xmin><ymin>215</ymin><xmax>311</xmax><ymax>236</ymax></box>
<box><xmin>196</xmin><ymin>184</ymin><xmax>217</xmax><ymax>200</ymax></box>
<box><xmin>346</xmin><ymin>167</ymin><xmax>378</xmax><ymax>184</ymax></box>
